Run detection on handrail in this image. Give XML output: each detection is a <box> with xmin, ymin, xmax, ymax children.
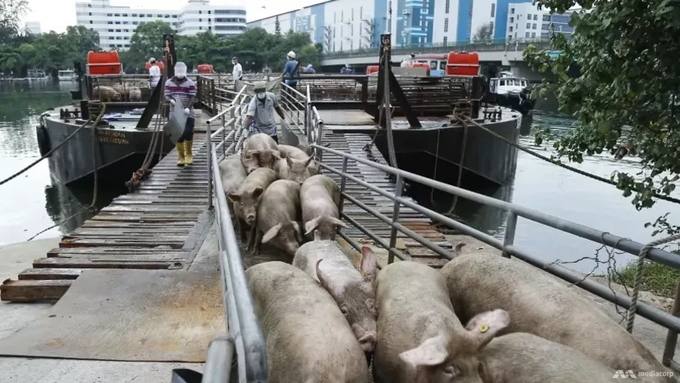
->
<box><xmin>309</xmin><ymin>143</ymin><xmax>680</xmax><ymax>345</ymax></box>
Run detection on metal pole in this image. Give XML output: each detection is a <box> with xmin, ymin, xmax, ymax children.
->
<box><xmin>388</xmin><ymin>175</ymin><xmax>404</xmax><ymax>264</ymax></box>
<box><xmin>206</xmin><ymin>121</ymin><xmax>213</xmax><ymax>209</ymax></box>
<box><xmin>221</xmin><ymin>114</ymin><xmax>226</xmax><ymax>157</ymax></box>
<box><xmin>662</xmin><ymin>278</ymin><xmax>680</xmax><ymax>367</ymax></box>
<box><xmin>201</xmin><ymin>335</ymin><xmax>235</xmax><ymax>383</ymax></box>
<box><xmin>338</xmin><ymin>157</ymin><xmax>349</xmax><ymax>217</ymax></box>
<box><xmin>502</xmin><ymin>211</ymin><xmax>517</xmax><ymax>258</ymax></box>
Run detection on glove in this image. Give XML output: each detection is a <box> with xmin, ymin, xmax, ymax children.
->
<box><xmin>169</xmin><ymin>99</ymin><xmax>176</xmax><ymax>105</ymax></box>
<box><xmin>184</xmin><ymin>108</ymin><xmax>190</xmax><ymax>115</ymax></box>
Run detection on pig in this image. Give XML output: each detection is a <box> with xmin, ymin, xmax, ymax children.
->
<box><xmin>373</xmin><ymin>261</ymin><xmax>509</xmax><ymax>383</ymax></box>
<box><xmin>128</xmin><ymin>86</ymin><xmax>142</xmax><ymax>101</ymax></box>
<box><xmin>246</xmin><ymin>261</ymin><xmax>369</xmax><ymax>383</ymax></box>
<box><xmin>277</xmin><ymin>144</ymin><xmax>309</xmax><ymax>160</ymax></box>
<box><xmin>241</xmin><ymin>133</ymin><xmax>280</xmax><ymax>174</ymax></box>
<box><xmin>300</xmin><ymin>175</ymin><xmax>346</xmax><ymax>240</ymax></box>
<box><xmin>219</xmin><ymin>154</ymin><xmax>248</xmax><ymax>238</ymax></box>
<box><xmin>441</xmin><ymin>253</ymin><xmax>674</xmax><ymax>382</ymax></box>
<box><xmin>478</xmin><ymin>333</ymin><xmax>615</xmax><ymax>383</ymax></box>
<box><xmin>292</xmin><ymin>239</ymin><xmax>378</xmax><ymax>354</ymax></box>
<box><xmin>252</xmin><ymin>179</ymin><xmax>302</xmax><ymax>256</ymax></box>
<box><xmin>226</xmin><ymin>168</ymin><xmax>277</xmax><ymax>243</ymax></box>
<box><xmin>92</xmin><ymin>86</ymin><xmax>121</xmax><ymax>102</ymax></box>
<box><xmin>274</xmin><ymin>155</ymin><xmax>317</xmax><ymax>184</ymax></box>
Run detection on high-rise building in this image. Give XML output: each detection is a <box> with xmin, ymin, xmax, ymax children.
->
<box><xmin>25</xmin><ymin>21</ymin><xmax>41</xmax><ymax>35</ymax></box>
<box><xmin>75</xmin><ymin>0</ymin><xmax>247</xmax><ymax>51</ymax></box>
<box><xmin>247</xmin><ymin>0</ymin><xmax>572</xmax><ymax>53</ymax></box>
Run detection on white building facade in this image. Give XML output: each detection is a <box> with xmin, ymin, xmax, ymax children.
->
<box><xmin>24</xmin><ymin>21</ymin><xmax>41</xmax><ymax>35</ymax></box>
<box><xmin>75</xmin><ymin>0</ymin><xmax>247</xmax><ymax>51</ymax></box>
<box><xmin>247</xmin><ymin>0</ymin><xmax>573</xmax><ymax>53</ymax></box>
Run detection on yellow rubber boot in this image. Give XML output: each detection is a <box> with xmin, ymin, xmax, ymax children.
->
<box><xmin>176</xmin><ymin>142</ymin><xmax>186</xmax><ymax>167</ymax></box>
<box><xmin>184</xmin><ymin>140</ymin><xmax>193</xmax><ymax>165</ymax></box>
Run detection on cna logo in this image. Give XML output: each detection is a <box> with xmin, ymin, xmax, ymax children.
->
<box><xmin>613</xmin><ymin>370</ymin><xmax>638</xmax><ymax>379</ymax></box>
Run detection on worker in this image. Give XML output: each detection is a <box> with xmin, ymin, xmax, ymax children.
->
<box><xmin>280</xmin><ymin>51</ymin><xmax>300</xmax><ymax>103</ymax></box>
<box><xmin>304</xmin><ymin>64</ymin><xmax>315</xmax><ymax>74</ymax></box>
<box><xmin>148</xmin><ymin>58</ymin><xmax>162</xmax><ymax>88</ymax></box>
<box><xmin>164</xmin><ymin>61</ymin><xmax>197</xmax><ymax>167</ymax></box>
<box><xmin>232</xmin><ymin>56</ymin><xmax>242</xmax><ymax>91</ymax></box>
<box><xmin>243</xmin><ymin>82</ymin><xmax>286</xmax><ymax>144</ymax></box>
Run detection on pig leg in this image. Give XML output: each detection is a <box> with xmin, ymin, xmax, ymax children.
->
<box><xmin>251</xmin><ymin>229</ymin><xmax>263</xmax><ymax>255</ymax></box>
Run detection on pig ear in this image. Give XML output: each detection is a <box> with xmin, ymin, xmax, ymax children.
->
<box><xmin>313</xmin><ymin>229</ymin><xmax>321</xmax><ymax>241</ymax></box>
<box><xmin>316</xmin><ymin>259</ymin><xmax>345</xmax><ymax>299</ymax></box>
<box><xmin>261</xmin><ymin>223</ymin><xmax>282</xmax><ymax>244</ymax></box>
<box><xmin>464</xmin><ymin>309</ymin><xmax>510</xmax><ymax>351</ymax></box>
<box><xmin>328</xmin><ymin>217</ymin><xmax>348</xmax><ymax>229</ymax></box>
<box><xmin>286</xmin><ymin>156</ymin><xmax>293</xmax><ymax>167</ymax></box>
<box><xmin>251</xmin><ymin>187</ymin><xmax>264</xmax><ymax>199</ymax></box>
<box><xmin>303</xmin><ymin>156</ymin><xmax>314</xmax><ymax>167</ymax></box>
<box><xmin>304</xmin><ymin>217</ymin><xmax>321</xmax><ymax>236</ymax></box>
<box><xmin>227</xmin><ymin>192</ymin><xmax>240</xmax><ymax>203</ymax></box>
<box><xmin>360</xmin><ymin>246</ymin><xmax>378</xmax><ymax>281</ymax></box>
<box><xmin>271</xmin><ymin>150</ymin><xmax>281</xmax><ymax>160</ymax></box>
<box><xmin>399</xmin><ymin>335</ymin><xmax>449</xmax><ymax>367</ymax></box>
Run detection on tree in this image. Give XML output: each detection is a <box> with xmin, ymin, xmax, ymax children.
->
<box><xmin>275</xmin><ymin>16</ymin><xmax>281</xmax><ymax>35</ymax></box>
<box><xmin>524</xmin><ymin>0</ymin><xmax>680</xmax><ymax>235</ymax></box>
<box><xmin>0</xmin><ymin>0</ymin><xmax>28</xmax><ymax>44</ymax></box>
<box><xmin>120</xmin><ymin>20</ymin><xmax>176</xmax><ymax>73</ymax></box>
<box><xmin>473</xmin><ymin>22</ymin><xmax>494</xmax><ymax>42</ymax></box>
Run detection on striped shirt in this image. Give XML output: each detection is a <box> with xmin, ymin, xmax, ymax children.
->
<box><xmin>164</xmin><ymin>76</ymin><xmax>197</xmax><ymax>111</ymax></box>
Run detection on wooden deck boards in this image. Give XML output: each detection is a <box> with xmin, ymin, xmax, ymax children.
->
<box><xmin>1</xmin><ymin>130</ymin><xmax>213</xmax><ymax>303</ymax></box>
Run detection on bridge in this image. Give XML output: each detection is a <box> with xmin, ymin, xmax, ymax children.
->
<box><xmin>321</xmin><ymin>38</ymin><xmax>553</xmax><ymax>76</ymax></box>
<box><xmin>1</xmin><ymin>74</ymin><xmax>679</xmax><ymax>382</ymax></box>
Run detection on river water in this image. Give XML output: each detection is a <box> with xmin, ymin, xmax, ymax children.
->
<box><xmin>0</xmin><ymin>82</ymin><xmax>677</xmax><ymax>274</ymax></box>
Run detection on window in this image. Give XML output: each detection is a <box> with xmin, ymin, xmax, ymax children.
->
<box><xmin>108</xmin><ymin>29</ymin><xmax>113</xmax><ymax>32</ymax></box>
<box><xmin>509</xmin><ymin>26</ymin><xmax>513</xmax><ymax>32</ymax></box>
<box><xmin>525</xmin><ymin>32</ymin><xmax>530</xmax><ymax>37</ymax></box>
<box><xmin>122</xmin><ymin>13</ymin><xmax>127</xmax><ymax>17</ymax></box>
<box><xmin>351</xmin><ymin>9</ymin><xmax>354</xmax><ymax>21</ymax></box>
<box><xmin>89</xmin><ymin>20</ymin><xmax>93</xmax><ymax>24</ymax></box>
<box><xmin>430</xmin><ymin>61</ymin><xmax>437</xmax><ymax>70</ymax></box>
<box><xmin>543</xmin><ymin>14</ymin><xmax>550</xmax><ymax>21</ymax></box>
<box><xmin>114</xmin><ymin>13</ymin><xmax>119</xmax><ymax>16</ymax></box>
<box><xmin>115</xmin><ymin>29</ymin><xmax>121</xmax><ymax>32</ymax></box>
<box><xmin>445</xmin><ymin>0</ymin><xmax>450</xmax><ymax>13</ymax></box>
<box><xmin>532</xmin><ymin>23</ymin><xmax>537</xmax><ymax>29</ymax></box>
<box><xmin>533</xmin><ymin>14</ymin><xmax>538</xmax><ymax>20</ymax></box>
<box><xmin>510</xmin><ymin>17</ymin><xmax>514</xmax><ymax>23</ymax></box>
<box><xmin>510</xmin><ymin>8</ymin><xmax>515</xmax><ymax>14</ymax></box>
<box><xmin>490</xmin><ymin>3</ymin><xmax>495</xmax><ymax>17</ymax></box>
<box><xmin>444</xmin><ymin>18</ymin><xmax>448</xmax><ymax>32</ymax></box>
<box><xmin>106</xmin><ymin>13</ymin><xmax>112</xmax><ymax>16</ymax></box>
<box><xmin>442</xmin><ymin>36</ymin><xmax>448</xmax><ymax>46</ymax></box>
<box><xmin>531</xmin><ymin>32</ymin><xmax>536</xmax><ymax>37</ymax></box>
<box><xmin>526</xmin><ymin>23</ymin><xmax>531</xmax><ymax>28</ymax></box>
<box><xmin>490</xmin><ymin>21</ymin><xmax>494</xmax><ymax>32</ymax></box>
<box><xmin>107</xmin><ymin>21</ymin><xmax>113</xmax><ymax>24</ymax></box>
<box><xmin>439</xmin><ymin>60</ymin><xmax>446</xmax><ymax>69</ymax></box>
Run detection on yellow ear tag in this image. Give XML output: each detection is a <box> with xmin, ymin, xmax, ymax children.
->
<box><xmin>478</xmin><ymin>324</ymin><xmax>489</xmax><ymax>333</ymax></box>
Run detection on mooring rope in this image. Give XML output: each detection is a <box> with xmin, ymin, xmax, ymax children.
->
<box><xmin>26</xmin><ymin>106</ymin><xmax>108</xmax><ymax>241</ymax></box>
<box><xmin>625</xmin><ymin>232</ymin><xmax>680</xmax><ymax>333</ymax></box>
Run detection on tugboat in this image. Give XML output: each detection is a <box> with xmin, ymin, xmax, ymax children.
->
<box><xmin>35</xmin><ymin>37</ymin><xmax>178</xmax><ymax>187</ymax></box>
<box><xmin>487</xmin><ymin>71</ymin><xmax>535</xmax><ymax>115</ymax></box>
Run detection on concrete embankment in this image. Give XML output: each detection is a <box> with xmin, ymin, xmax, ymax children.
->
<box><xmin>0</xmin><ymin>237</ymin><xmax>206</xmax><ymax>383</ymax></box>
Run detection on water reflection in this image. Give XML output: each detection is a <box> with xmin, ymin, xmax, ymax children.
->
<box><xmin>0</xmin><ymin>81</ymin><xmax>105</xmax><ymax>246</ymax></box>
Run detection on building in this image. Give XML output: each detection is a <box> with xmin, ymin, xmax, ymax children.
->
<box><xmin>246</xmin><ymin>0</ymin><xmax>573</xmax><ymax>53</ymax></box>
<box><xmin>24</xmin><ymin>21</ymin><xmax>41</xmax><ymax>35</ymax></box>
<box><xmin>75</xmin><ymin>0</ymin><xmax>247</xmax><ymax>51</ymax></box>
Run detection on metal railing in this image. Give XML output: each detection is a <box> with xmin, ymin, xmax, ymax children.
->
<box><xmin>322</xmin><ymin>37</ymin><xmax>555</xmax><ymax>59</ymax></box>
<box><xmin>201</xmin><ymin>88</ymin><xmax>268</xmax><ymax>383</ymax></box>
<box><xmin>309</xmin><ymin>143</ymin><xmax>680</xmax><ymax>369</ymax></box>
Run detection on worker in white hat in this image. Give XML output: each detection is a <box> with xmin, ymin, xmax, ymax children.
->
<box><xmin>243</xmin><ymin>81</ymin><xmax>286</xmax><ymax>143</ymax></box>
<box><xmin>280</xmin><ymin>50</ymin><xmax>301</xmax><ymax>103</ymax></box>
<box><xmin>148</xmin><ymin>57</ymin><xmax>161</xmax><ymax>88</ymax></box>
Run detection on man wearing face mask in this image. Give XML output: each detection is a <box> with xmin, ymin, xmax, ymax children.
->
<box><xmin>243</xmin><ymin>82</ymin><xmax>286</xmax><ymax>143</ymax></box>
<box><xmin>164</xmin><ymin>61</ymin><xmax>197</xmax><ymax>167</ymax></box>
<box><xmin>232</xmin><ymin>57</ymin><xmax>242</xmax><ymax>91</ymax></box>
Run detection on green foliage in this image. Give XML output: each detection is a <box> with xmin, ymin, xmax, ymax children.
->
<box><xmin>614</xmin><ymin>258</ymin><xmax>680</xmax><ymax>298</ymax></box>
<box><xmin>0</xmin><ymin>25</ymin><xmax>99</xmax><ymax>77</ymax></box>
<box><xmin>525</xmin><ymin>0</ymin><xmax>680</xmax><ymax>235</ymax></box>
<box><xmin>122</xmin><ymin>23</ymin><xmax>321</xmax><ymax>73</ymax></box>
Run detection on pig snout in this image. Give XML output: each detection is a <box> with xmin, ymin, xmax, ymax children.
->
<box><xmin>286</xmin><ymin>242</ymin><xmax>300</xmax><ymax>256</ymax></box>
<box><xmin>358</xmin><ymin>333</ymin><xmax>376</xmax><ymax>354</ymax></box>
<box><xmin>246</xmin><ymin>214</ymin><xmax>256</xmax><ymax>225</ymax></box>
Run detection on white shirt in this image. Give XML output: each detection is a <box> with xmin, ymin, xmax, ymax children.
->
<box><xmin>232</xmin><ymin>63</ymin><xmax>243</xmax><ymax>80</ymax></box>
<box><xmin>149</xmin><ymin>65</ymin><xmax>161</xmax><ymax>86</ymax></box>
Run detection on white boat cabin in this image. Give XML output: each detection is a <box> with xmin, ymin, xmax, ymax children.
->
<box><xmin>489</xmin><ymin>72</ymin><xmax>529</xmax><ymax>95</ymax></box>
<box><xmin>58</xmin><ymin>69</ymin><xmax>76</xmax><ymax>81</ymax></box>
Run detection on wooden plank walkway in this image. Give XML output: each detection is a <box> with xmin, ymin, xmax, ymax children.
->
<box><xmin>321</xmin><ymin>131</ymin><xmax>454</xmax><ymax>267</ymax></box>
<box><xmin>0</xmin><ymin>130</ymin><xmax>214</xmax><ymax>303</ymax></box>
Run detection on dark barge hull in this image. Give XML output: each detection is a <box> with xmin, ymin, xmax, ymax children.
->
<box><xmin>372</xmin><ymin>116</ymin><xmax>520</xmax><ymax>189</ymax></box>
<box><xmin>42</xmin><ymin>117</ymin><xmax>174</xmax><ymax>187</ymax></box>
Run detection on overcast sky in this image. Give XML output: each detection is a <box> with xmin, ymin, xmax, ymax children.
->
<box><xmin>23</xmin><ymin>0</ymin><xmax>320</xmax><ymax>34</ymax></box>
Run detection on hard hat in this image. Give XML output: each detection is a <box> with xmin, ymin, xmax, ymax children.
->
<box><xmin>149</xmin><ymin>57</ymin><xmax>156</xmax><ymax>63</ymax></box>
<box><xmin>287</xmin><ymin>51</ymin><xmax>296</xmax><ymax>59</ymax></box>
<box><xmin>253</xmin><ymin>81</ymin><xmax>266</xmax><ymax>93</ymax></box>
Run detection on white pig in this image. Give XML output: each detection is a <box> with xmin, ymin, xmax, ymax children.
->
<box><xmin>440</xmin><ymin>253</ymin><xmax>674</xmax><ymax>382</ymax></box>
<box><xmin>227</xmin><ymin>168</ymin><xmax>278</xmax><ymax>243</ymax></box>
<box><xmin>219</xmin><ymin>154</ymin><xmax>248</xmax><ymax>238</ymax></box>
<box><xmin>246</xmin><ymin>261</ymin><xmax>369</xmax><ymax>383</ymax></box>
<box><xmin>292</xmin><ymin>239</ymin><xmax>378</xmax><ymax>354</ymax></box>
<box><xmin>479</xmin><ymin>333</ymin><xmax>616</xmax><ymax>383</ymax></box>
<box><xmin>252</xmin><ymin>179</ymin><xmax>302</xmax><ymax>256</ymax></box>
<box><xmin>241</xmin><ymin>133</ymin><xmax>280</xmax><ymax>174</ymax></box>
<box><xmin>373</xmin><ymin>261</ymin><xmax>509</xmax><ymax>383</ymax></box>
<box><xmin>301</xmin><ymin>175</ymin><xmax>346</xmax><ymax>240</ymax></box>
